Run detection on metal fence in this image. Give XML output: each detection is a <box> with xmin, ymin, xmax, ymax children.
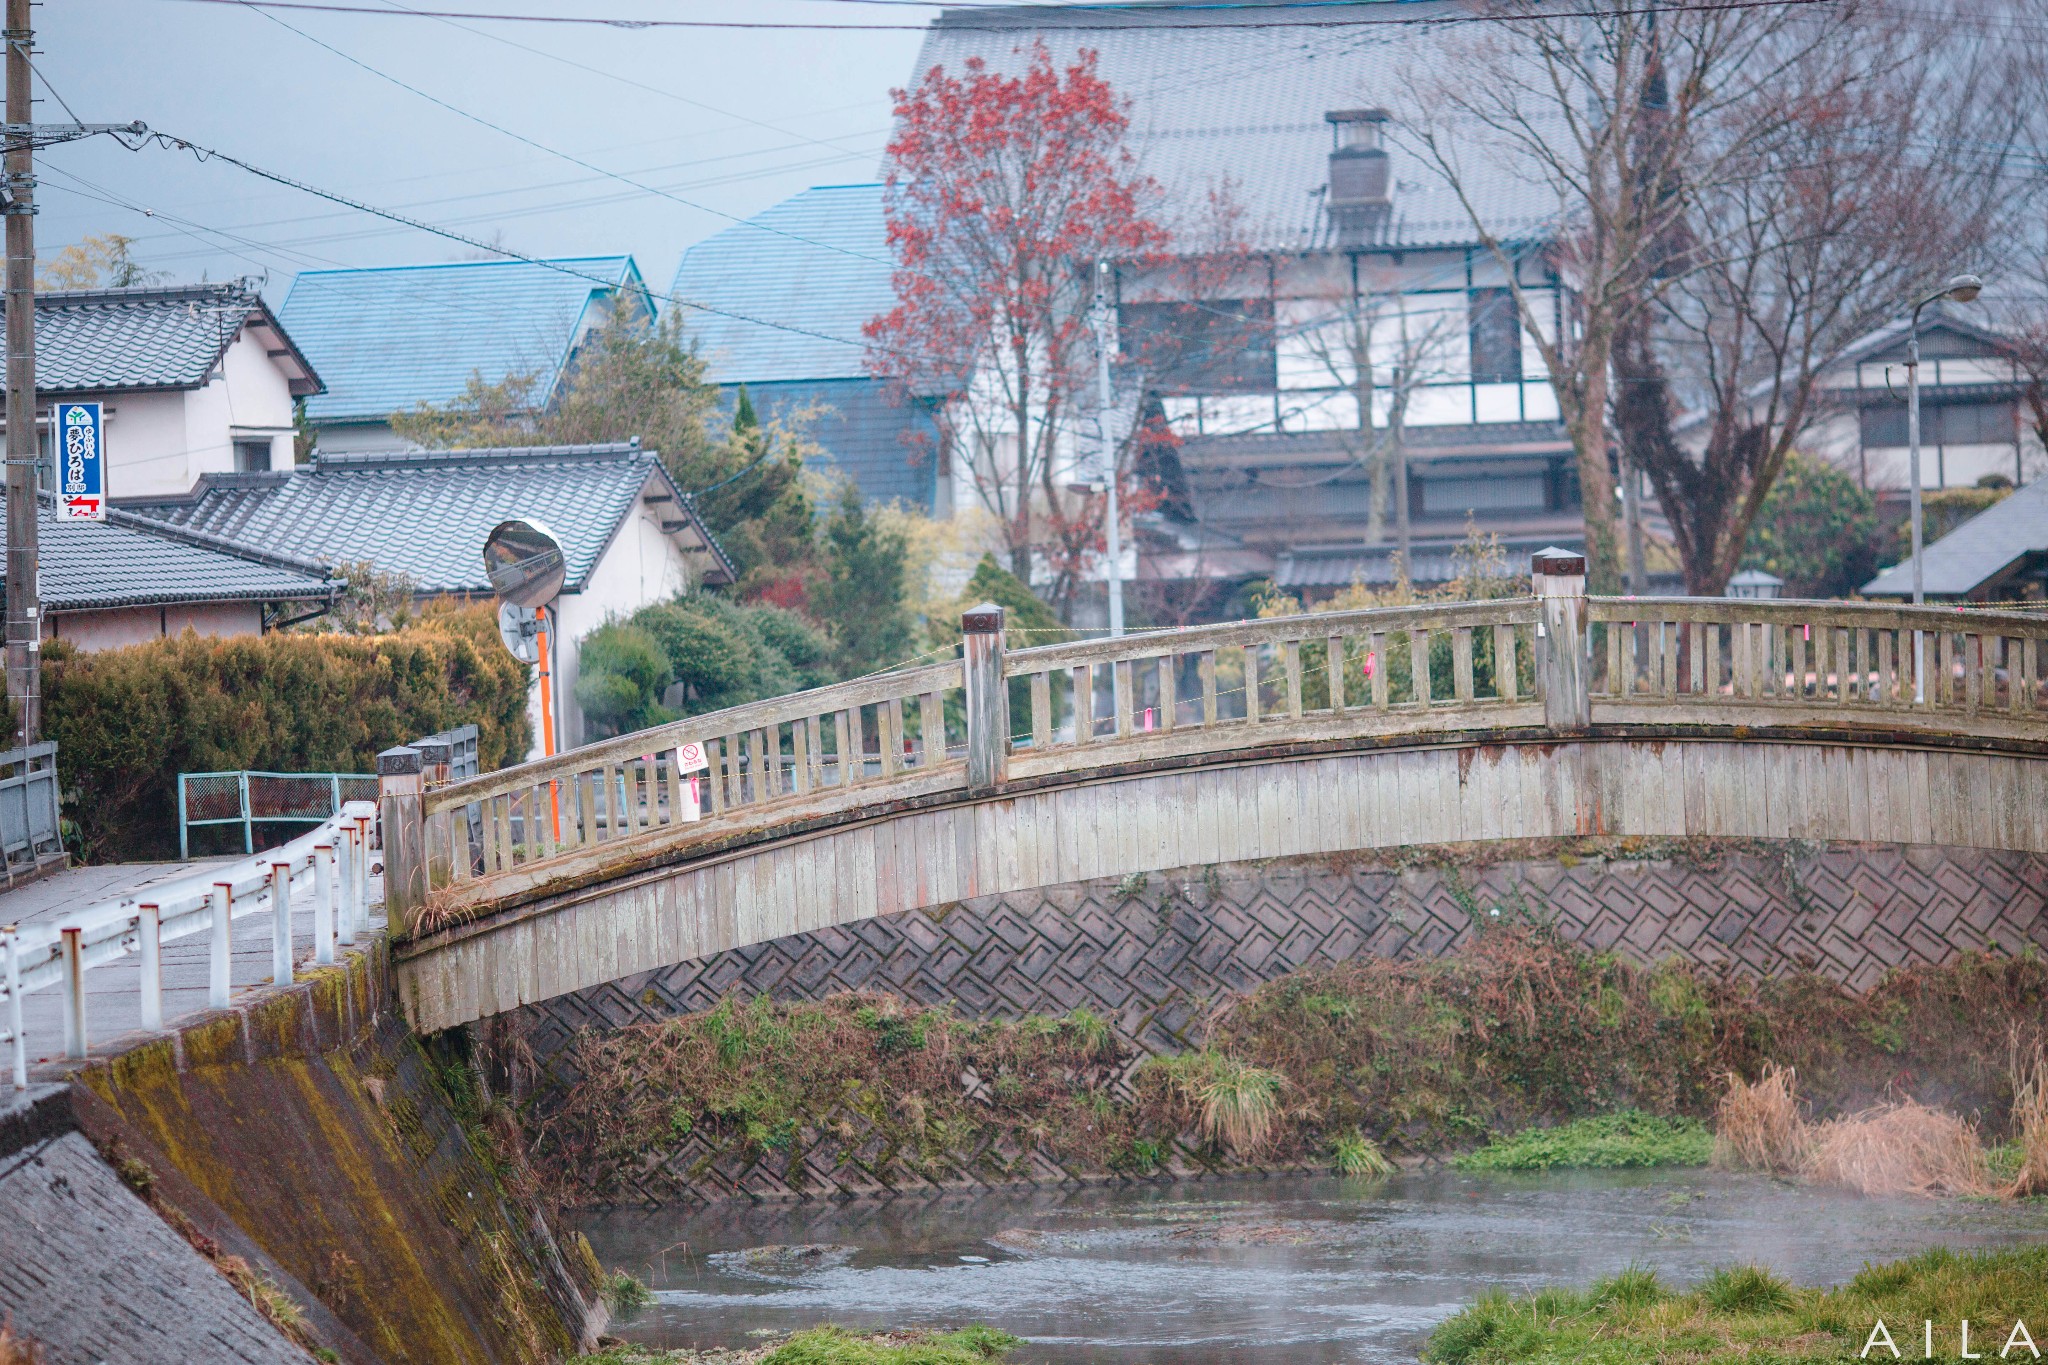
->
<box><xmin>0</xmin><ymin>742</ymin><xmax>62</xmax><ymax>876</ymax></box>
<box><xmin>177</xmin><ymin>771</ymin><xmax>379</xmax><ymax>860</ymax></box>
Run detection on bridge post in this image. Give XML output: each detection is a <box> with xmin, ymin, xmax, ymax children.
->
<box><xmin>1532</xmin><ymin>548</ymin><xmax>1590</xmax><ymax>731</ymax></box>
<box><xmin>414</xmin><ymin>737</ymin><xmax>454</xmax><ymax>892</ymax></box>
<box><xmin>963</xmin><ymin>602</ymin><xmax>1008</xmax><ymax>793</ymax></box>
<box><xmin>379</xmin><ymin>745</ymin><xmax>427</xmax><ymax>929</ymax></box>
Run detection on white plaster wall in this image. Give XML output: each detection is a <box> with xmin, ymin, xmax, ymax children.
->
<box><xmin>310</xmin><ymin>420</ymin><xmax>409</xmax><ymax>455</ymax></box>
<box><xmin>98</xmin><ymin>330</ymin><xmax>300</xmax><ymax>499</ymax></box>
<box><xmin>541</xmin><ymin>494</ymin><xmax>697</xmax><ymax>756</ymax></box>
<box><xmin>47</xmin><ymin>600</ymin><xmax>264</xmax><ymax>651</ymax></box>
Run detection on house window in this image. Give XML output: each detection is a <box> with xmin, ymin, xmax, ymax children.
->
<box><xmin>1419</xmin><ymin>473</ymin><xmax>1548</xmax><ymax>516</ymax></box>
<box><xmin>1468</xmin><ymin>288</ymin><xmax>1523</xmax><ymax>384</ymax></box>
<box><xmin>1859</xmin><ymin>399</ymin><xmax>2015</xmax><ymax>447</ymax></box>
<box><xmin>1120</xmin><ymin>299</ymin><xmax>1277</xmax><ymax>394</ymax></box>
<box><xmin>233</xmin><ymin>438</ymin><xmax>272</xmax><ymax>472</ymax></box>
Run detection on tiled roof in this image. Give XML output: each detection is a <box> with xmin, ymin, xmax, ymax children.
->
<box><xmin>282</xmin><ymin>257</ymin><xmax>653</xmax><ymax>424</ymax></box>
<box><xmin>0</xmin><ymin>497</ymin><xmax>333</xmax><ymax>612</ymax></box>
<box><xmin>912</xmin><ymin>2</ymin><xmax>1561</xmax><ymax>253</ymax></box>
<box><xmin>6</xmin><ymin>284</ymin><xmax>322</xmax><ymax>396</ymax></box>
<box><xmin>671</xmin><ymin>186</ymin><xmax>890</xmax><ymax>384</ymax></box>
<box><xmin>1862</xmin><ymin>480</ymin><xmax>2048</xmax><ymax>598</ymax></box>
<box><xmin>122</xmin><ymin>443</ymin><xmax>736</xmax><ymax>594</ymax></box>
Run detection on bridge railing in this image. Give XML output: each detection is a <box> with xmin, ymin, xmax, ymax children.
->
<box><xmin>416</xmin><ymin>657</ymin><xmax>968</xmax><ymax>900</ymax></box>
<box><xmin>2</xmin><ymin>801</ymin><xmax>379</xmax><ymax>1087</ymax></box>
<box><xmin>394</xmin><ymin>551</ymin><xmax>2048</xmax><ymax>929</ymax></box>
<box><xmin>999</xmin><ymin>596</ymin><xmax>1545</xmax><ymax>779</ymax></box>
<box><xmin>1586</xmin><ymin>597</ymin><xmax>2048</xmax><ymax>733</ymax></box>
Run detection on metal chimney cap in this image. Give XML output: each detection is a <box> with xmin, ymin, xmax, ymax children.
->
<box><xmin>1325</xmin><ymin>108</ymin><xmax>1390</xmax><ymax>124</ymax></box>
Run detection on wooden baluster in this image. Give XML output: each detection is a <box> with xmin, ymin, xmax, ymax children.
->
<box><xmin>920</xmin><ymin>691</ymin><xmax>943</xmax><ymax>765</ymax></box>
<box><xmin>1157</xmin><ymin>654</ymin><xmax>1177</xmax><ymax>732</ymax></box>
<box><xmin>1962</xmin><ymin>632</ymin><xmax>1981</xmax><ymax>714</ymax></box>
<box><xmin>791</xmin><ymin>719</ymin><xmax>812</xmax><ymax>794</ymax></box>
<box><xmin>1451</xmin><ymin>627</ymin><xmax>1474</xmax><ymax>703</ymax></box>
<box><xmin>481</xmin><ymin>795</ymin><xmax>504</xmax><ymax>869</ymax></box>
<box><xmin>1409</xmin><ymin>628</ymin><xmax>1431</xmax><ymax>707</ymax></box>
<box><xmin>705</xmin><ymin>740</ymin><xmax>728</xmax><ymax>815</ymax></box>
<box><xmin>1113</xmin><ymin>658</ymin><xmax>1134</xmax><ymax>736</ymax></box>
<box><xmin>1661</xmin><ymin>621</ymin><xmax>1679</xmax><ymax>699</ymax></box>
<box><xmin>1605</xmin><ymin>623</ymin><xmax>1623</xmax><ymax>698</ymax></box>
<box><xmin>1199</xmin><ymin>651</ymin><xmax>1217</xmax><ymax>729</ymax></box>
<box><xmin>2021</xmin><ymin>637</ymin><xmax>2039</xmax><ymax>714</ymax></box>
<box><xmin>1492</xmin><ymin>625</ymin><xmax>1516</xmax><ymax>702</ymax></box>
<box><xmin>1245</xmin><ymin>644</ymin><xmax>1263</xmax><ymax>723</ymax></box>
<box><xmin>805</xmin><ymin>715</ymin><xmax>825</xmax><ymax>787</ymax></box>
<box><xmin>1938</xmin><ymin>632</ymin><xmax>1956</xmax><ymax>709</ymax></box>
<box><xmin>1283</xmin><ymin>640</ymin><xmax>1303</xmax><ymax>718</ymax></box>
<box><xmin>827</xmin><ymin>710</ymin><xmax>848</xmax><ymax>786</ymax></box>
<box><xmin>1030</xmin><ymin>671</ymin><xmax>1052</xmax><ymax>749</ymax></box>
<box><xmin>882</xmin><ymin>697</ymin><xmax>905</xmax><ymax>777</ymax></box>
<box><xmin>1792</xmin><ymin>623</ymin><xmax>1809</xmax><ymax>700</ymax></box>
<box><xmin>1327</xmin><ymin>635</ymin><xmax>1347</xmax><ymax>711</ymax></box>
<box><xmin>1370</xmin><ymin>630</ymin><xmax>1389</xmax><ymax>710</ymax></box>
<box><xmin>503</xmin><ymin>790</ymin><xmax>521</xmax><ymax>862</ymax></box>
<box><xmin>1074</xmin><ymin>665</ymin><xmax>1096</xmax><ymax>742</ymax></box>
<box><xmin>1619</xmin><ymin>622</ymin><xmax>1638</xmax><ymax>699</ymax></box>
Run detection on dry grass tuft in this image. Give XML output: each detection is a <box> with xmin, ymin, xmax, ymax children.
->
<box><xmin>1803</xmin><ymin>1100</ymin><xmax>1993</xmax><ymax>1199</ymax></box>
<box><xmin>1713</xmin><ymin>1063</ymin><xmax>1808</xmax><ymax>1174</ymax></box>
<box><xmin>2006</xmin><ymin>1036</ymin><xmax>2048</xmax><ymax>1199</ymax></box>
<box><xmin>0</xmin><ymin>1316</ymin><xmax>44</xmax><ymax>1365</ymax></box>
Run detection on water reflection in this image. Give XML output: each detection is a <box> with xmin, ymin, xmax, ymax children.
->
<box><xmin>580</xmin><ymin>1169</ymin><xmax>2048</xmax><ymax>1363</ymax></box>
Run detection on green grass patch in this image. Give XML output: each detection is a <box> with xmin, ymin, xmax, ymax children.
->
<box><xmin>1452</xmin><ymin>1112</ymin><xmax>1712</xmax><ymax>1172</ymax></box>
<box><xmin>579</xmin><ymin>1325</ymin><xmax>1019</xmax><ymax>1364</ymax></box>
<box><xmin>1423</xmin><ymin>1246</ymin><xmax>2048</xmax><ymax>1363</ymax></box>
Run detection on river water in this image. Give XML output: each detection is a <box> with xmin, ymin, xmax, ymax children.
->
<box><xmin>580</xmin><ymin>1170</ymin><xmax>2048</xmax><ymax>1363</ymax></box>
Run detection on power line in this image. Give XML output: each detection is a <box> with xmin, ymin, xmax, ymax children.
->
<box><xmin>167</xmin><ymin>0</ymin><xmax>1843</xmax><ymax>32</ymax></box>
<box><xmin>238</xmin><ymin>1</ymin><xmax>900</xmax><ymax>266</ymax></box>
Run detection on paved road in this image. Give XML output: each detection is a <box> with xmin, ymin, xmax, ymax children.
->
<box><xmin>3</xmin><ymin>860</ymin><xmax>386</xmax><ymax>1083</ymax></box>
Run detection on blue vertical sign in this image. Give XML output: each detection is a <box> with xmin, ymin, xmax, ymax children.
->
<box><xmin>59</xmin><ymin>401</ymin><xmax>105</xmax><ymax>520</ymax></box>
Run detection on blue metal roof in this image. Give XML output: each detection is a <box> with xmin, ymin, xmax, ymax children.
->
<box><xmin>282</xmin><ymin>257</ymin><xmax>653</xmax><ymax>425</ymax></box>
<box><xmin>668</xmin><ymin>185</ymin><xmax>892</xmax><ymax>385</ymax></box>
<box><xmin>731</xmin><ymin>378</ymin><xmax>939</xmax><ymax>510</ymax></box>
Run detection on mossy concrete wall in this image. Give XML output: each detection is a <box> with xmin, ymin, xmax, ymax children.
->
<box><xmin>65</xmin><ymin>943</ymin><xmax>604</xmax><ymax>1365</ymax></box>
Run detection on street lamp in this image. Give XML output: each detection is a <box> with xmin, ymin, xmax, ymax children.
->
<box><xmin>1905</xmin><ymin>272</ymin><xmax>1982</xmax><ymax>703</ymax></box>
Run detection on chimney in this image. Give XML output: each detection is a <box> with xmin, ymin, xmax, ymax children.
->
<box><xmin>1325</xmin><ymin>109</ymin><xmax>1392</xmax><ymax>246</ymax></box>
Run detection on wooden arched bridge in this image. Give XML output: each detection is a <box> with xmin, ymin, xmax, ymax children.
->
<box><xmin>385</xmin><ymin>553</ymin><xmax>2048</xmax><ymax>1034</ymax></box>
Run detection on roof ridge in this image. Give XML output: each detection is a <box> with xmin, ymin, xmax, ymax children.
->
<box><xmin>287</xmin><ymin>255</ymin><xmax>634</xmax><ymax>282</ymax></box>
<box><xmin>16</xmin><ymin>282</ymin><xmax>262</xmax><ymax>309</ymax></box>
<box><xmin>104</xmin><ymin>504</ymin><xmax>338</xmax><ymax>579</ymax></box>
<box><xmin>308</xmin><ymin>441</ymin><xmax>648</xmax><ymax>472</ymax></box>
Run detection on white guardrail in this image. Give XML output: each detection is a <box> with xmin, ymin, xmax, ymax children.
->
<box><xmin>0</xmin><ymin>800</ymin><xmax>381</xmax><ymax>1089</ymax></box>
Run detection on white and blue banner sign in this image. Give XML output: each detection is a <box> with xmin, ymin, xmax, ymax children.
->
<box><xmin>58</xmin><ymin>401</ymin><xmax>105</xmax><ymax>521</ymax></box>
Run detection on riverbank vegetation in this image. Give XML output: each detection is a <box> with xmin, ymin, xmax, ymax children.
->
<box><xmin>1453</xmin><ymin>1112</ymin><xmax>1712</xmax><ymax>1172</ymax></box>
<box><xmin>1713</xmin><ymin>1046</ymin><xmax>2048</xmax><ymax>1200</ymax></box>
<box><xmin>580</xmin><ymin>1326</ymin><xmax>1019</xmax><ymax>1365</ymax></box>
<box><xmin>1423</xmin><ymin>1247</ymin><xmax>2048</xmax><ymax>1364</ymax></box>
<box><xmin>527</xmin><ymin>927</ymin><xmax>2048</xmax><ymax>1205</ymax></box>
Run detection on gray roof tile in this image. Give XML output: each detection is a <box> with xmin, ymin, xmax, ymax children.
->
<box><xmin>1862</xmin><ymin>479</ymin><xmax>2048</xmax><ymax>598</ymax></box>
<box><xmin>0</xmin><ymin>497</ymin><xmax>334</xmax><ymax>612</ymax></box>
<box><xmin>123</xmin><ymin>443</ymin><xmax>736</xmax><ymax>595</ymax></box>
<box><xmin>9</xmin><ymin>284</ymin><xmax>322</xmax><ymax>395</ymax></box>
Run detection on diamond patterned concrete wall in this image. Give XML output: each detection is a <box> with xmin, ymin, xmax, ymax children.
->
<box><xmin>513</xmin><ymin>839</ymin><xmax>2047</xmax><ymax>1203</ymax></box>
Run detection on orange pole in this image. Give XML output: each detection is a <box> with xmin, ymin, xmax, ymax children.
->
<box><xmin>536</xmin><ymin>609</ymin><xmax>561</xmax><ymax>840</ymax></box>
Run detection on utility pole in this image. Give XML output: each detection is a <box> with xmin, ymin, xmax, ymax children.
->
<box><xmin>1390</xmin><ymin>365</ymin><xmax>1410</xmax><ymax>581</ymax></box>
<box><xmin>1090</xmin><ymin>259</ymin><xmax>1123</xmax><ymax>638</ymax></box>
<box><xmin>5</xmin><ymin>0</ymin><xmax>38</xmax><ymax>747</ymax></box>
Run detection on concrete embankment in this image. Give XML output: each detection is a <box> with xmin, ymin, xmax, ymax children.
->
<box><xmin>1</xmin><ymin>942</ymin><xmax>604</xmax><ymax>1364</ymax></box>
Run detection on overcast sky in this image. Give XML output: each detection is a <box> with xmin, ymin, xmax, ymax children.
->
<box><xmin>40</xmin><ymin>0</ymin><xmax>940</xmax><ymax>302</ymax></box>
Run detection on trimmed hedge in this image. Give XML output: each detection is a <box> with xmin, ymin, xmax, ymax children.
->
<box><xmin>44</xmin><ymin>604</ymin><xmax>529</xmax><ymax>861</ymax></box>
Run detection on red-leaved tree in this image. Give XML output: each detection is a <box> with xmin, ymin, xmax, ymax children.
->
<box><xmin>866</xmin><ymin>42</ymin><xmax>1169</xmax><ymax>593</ymax></box>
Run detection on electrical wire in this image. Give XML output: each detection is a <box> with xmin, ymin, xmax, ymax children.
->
<box><xmin>165</xmin><ymin>0</ymin><xmax>1845</xmax><ymax>32</ymax></box>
